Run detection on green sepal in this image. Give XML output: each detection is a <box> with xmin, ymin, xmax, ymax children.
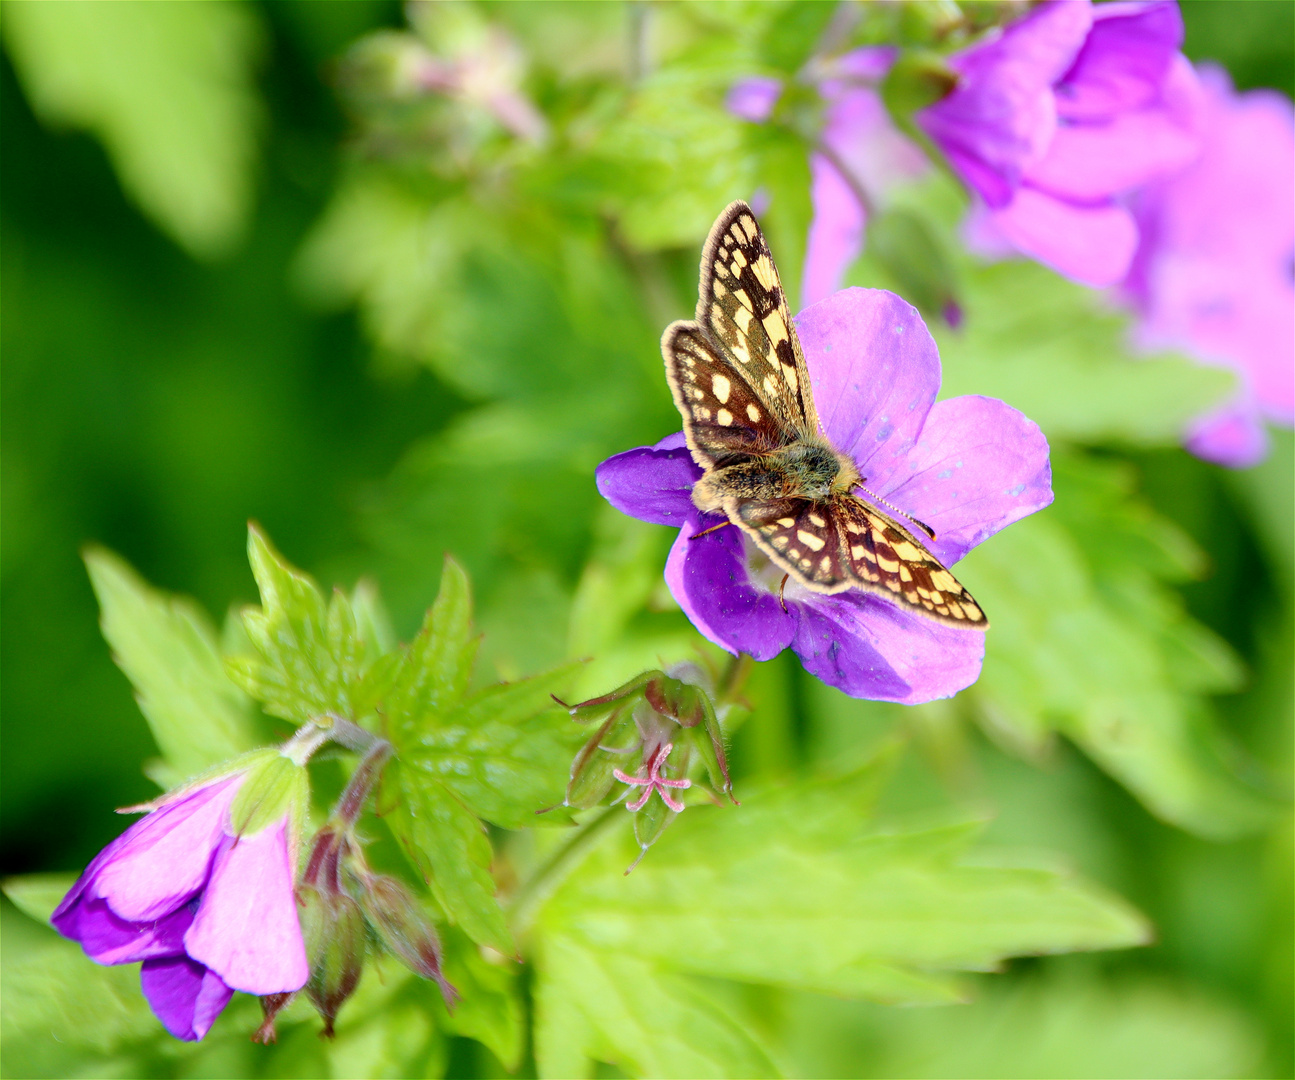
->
<box><xmin>228</xmin><ymin>752</ymin><xmax>309</xmax><ymax>838</ymax></box>
<box><xmin>632</xmin><ymin>796</ymin><xmax>676</xmax><ymax>860</ymax></box>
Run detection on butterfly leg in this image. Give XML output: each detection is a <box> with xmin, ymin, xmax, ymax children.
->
<box><xmin>691</xmin><ymin>518</ymin><xmax>734</xmax><ymax>540</ymax></box>
<box><xmin>777</xmin><ymin>573</ymin><xmax>789</xmax><ymax>612</ymax></box>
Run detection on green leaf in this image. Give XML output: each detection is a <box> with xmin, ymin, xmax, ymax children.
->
<box><xmin>387</xmin><ymin>763</ymin><xmax>514</xmax><ymax>955</ymax></box>
<box><xmin>84</xmin><ymin>546</ymin><xmax>259</xmax><ymax>787</ymax></box>
<box><xmin>3</xmin><ymin>873</ymin><xmax>76</xmax><ymax>926</ymax></box>
<box><xmin>441</xmin><ymin>927</ymin><xmax>526</xmax><ymax>1070</ymax></box>
<box><xmin>535</xmin><ymin>937</ymin><xmax>781</xmax><ymax>1080</ymax></box>
<box><xmin>958</xmin><ymin>454</ymin><xmax>1275</xmax><ymax>838</ymax></box>
<box><xmin>538</xmin><ymin>767</ymin><xmax>1150</xmax><ymax>1009</ymax></box>
<box><xmin>2</xmin><ymin>0</ymin><xmax>265</xmax><ymax>259</ymax></box>
<box><xmin>226</xmin><ymin>524</ymin><xmax>367</xmax><ymax>725</ymax></box>
<box><xmin>934</xmin><ymin>259</ymin><xmax>1236</xmax><ymax>446</ymax></box>
<box><xmin>383</xmin><ymin>556</ymin><xmax>477</xmax><ymax>748</ymax></box>
<box><xmin>406</xmin><ymin>664</ymin><xmax>585</xmax><ymax>829</ymax></box>
<box><xmin>0</xmin><ymin>933</ymin><xmax>158</xmax><ymax>1054</ymax></box>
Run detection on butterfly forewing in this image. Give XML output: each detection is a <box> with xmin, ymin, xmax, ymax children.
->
<box><xmin>696</xmin><ymin>202</ymin><xmax>820</xmax><ymax>437</ymax></box>
<box><xmin>832</xmin><ymin>495</ymin><xmax>988</xmax><ymax>626</ymax></box>
<box><xmin>663</xmin><ymin>324</ymin><xmax>789</xmax><ymax>466</ymax></box>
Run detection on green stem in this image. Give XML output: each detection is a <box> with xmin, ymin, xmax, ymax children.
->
<box><xmin>507</xmin><ymin>806</ymin><xmax>623</xmax><ymax>938</ymax></box>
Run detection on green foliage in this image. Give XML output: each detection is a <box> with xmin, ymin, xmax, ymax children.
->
<box><xmin>84</xmin><ymin>547</ymin><xmax>260</xmax><ymax>789</ymax></box>
<box><xmin>227</xmin><ymin>524</ymin><xmax>369</xmax><ymax>725</ymax></box>
<box><xmin>2</xmin><ymin>0</ymin><xmax>264</xmax><ymax>258</ymax></box>
<box><xmin>4</xmin><ymin>1</ymin><xmax>1292</xmax><ymax>1077</ymax></box>
<box><xmin>533</xmin><ymin>758</ymin><xmax>1149</xmax><ymax>1076</ymax></box>
<box><xmin>955</xmin><ymin>454</ymin><xmax>1273</xmax><ymax>838</ymax></box>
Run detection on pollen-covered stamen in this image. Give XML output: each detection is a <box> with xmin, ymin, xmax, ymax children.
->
<box><xmin>614</xmin><ymin>742</ymin><xmax>691</xmax><ymax>813</ymax></box>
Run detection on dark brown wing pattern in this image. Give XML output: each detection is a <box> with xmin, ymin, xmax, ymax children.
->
<box><xmin>831</xmin><ymin>494</ymin><xmax>987</xmax><ymax>626</ymax></box>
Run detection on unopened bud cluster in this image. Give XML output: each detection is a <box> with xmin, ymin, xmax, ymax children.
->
<box><xmin>557</xmin><ymin>664</ymin><xmax>735</xmax><ymax>867</ymax></box>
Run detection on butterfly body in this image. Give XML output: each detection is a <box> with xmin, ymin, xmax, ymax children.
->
<box><xmin>662</xmin><ymin>201</ymin><xmax>988</xmax><ymax>628</ymax></box>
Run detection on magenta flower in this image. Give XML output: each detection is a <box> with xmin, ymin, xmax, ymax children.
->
<box><xmin>597</xmin><ymin>288</ymin><xmax>1052</xmax><ymax>704</ymax></box>
<box><xmin>726</xmin><ymin>49</ymin><xmax>929</xmax><ymax>308</ymax></box>
<box><xmin>1122</xmin><ymin>65</ymin><xmax>1294</xmax><ymax>468</ymax></box>
<box><xmin>918</xmin><ymin>0</ymin><xmax>1203</xmax><ymax>287</ymax></box>
<box><xmin>52</xmin><ymin>768</ymin><xmax>309</xmax><ymax>1041</ymax></box>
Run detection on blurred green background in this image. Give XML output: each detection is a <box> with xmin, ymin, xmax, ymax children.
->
<box><xmin>2</xmin><ymin>2</ymin><xmax>1291</xmax><ymax>1077</ymax></box>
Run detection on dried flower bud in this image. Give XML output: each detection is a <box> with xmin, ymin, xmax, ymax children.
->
<box><xmin>252</xmin><ymin>992</ymin><xmax>294</xmax><ymax>1045</ymax></box>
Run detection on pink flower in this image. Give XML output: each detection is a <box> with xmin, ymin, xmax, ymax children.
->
<box><xmin>1122</xmin><ymin>66</ymin><xmax>1294</xmax><ymax>467</ymax></box>
<box><xmin>918</xmin><ymin>0</ymin><xmax>1204</xmax><ymax>287</ymax></box>
<box><xmin>52</xmin><ymin>767</ymin><xmax>308</xmax><ymax>1041</ymax></box>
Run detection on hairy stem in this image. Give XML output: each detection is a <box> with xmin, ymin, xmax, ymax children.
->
<box><xmin>507</xmin><ymin>806</ymin><xmax>623</xmax><ymax>937</ymax></box>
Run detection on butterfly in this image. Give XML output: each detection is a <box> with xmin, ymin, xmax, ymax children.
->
<box><xmin>661</xmin><ymin>200</ymin><xmax>987</xmax><ymax>629</ymax></box>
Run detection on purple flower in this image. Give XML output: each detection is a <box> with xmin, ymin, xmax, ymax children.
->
<box><xmin>918</xmin><ymin>0</ymin><xmax>1203</xmax><ymax>287</ymax></box>
<box><xmin>596</xmin><ymin>288</ymin><xmax>1052</xmax><ymax>703</ymax></box>
<box><xmin>727</xmin><ymin>50</ymin><xmax>929</xmax><ymax>308</ymax></box>
<box><xmin>1122</xmin><ymin>66</ymin><xmax>1294</xmax><ymax>467</ymax></box>
<box><xmin>52</xmin><ymin>769</ymin><xmax>309</xmax><ymax>1041</ymax></box>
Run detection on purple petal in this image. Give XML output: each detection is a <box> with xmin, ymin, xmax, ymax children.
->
<box><xmin>56</xmin><ymin>895</ymin><xmax>195</xmax><ymax>966</ymax></box>
<box><xmin>802</xmin><ymin>152</ymin><xmax>866</xmax><ymax>309</ymax></box>
<box><xmin>1054</xmin><ymin>0</ymin><xmax>1182</xmax><ymax>120</ymax></box>
<box><xmin>885</xmin><ymin>396</ymin><xmax>1054</xmax><ymax>566</ymax></box>
<box><xmin>140</xmin><ymin>956</ymin><xmax>234</xmax><ymax>1042</ymax></box>
<box><xmin>988</xmin><ymin>186</ymin><xmax>1138</xmax><ymax>287</ymax></box>
<box><xmin>1027</xmin><ymin>55</ymin><xmax>1203</xmax><ymax>200</ymax></box>
<box><xmin>595</xmin><ymin>433</ymin><xmax>699</xmax><ymax>527</ymax></box>
<box><xmin>1184</xmin><ymin>400</ymin><xmax>1270</xmax><ymax>469</ymax></box>
<box><xmin>793</xmin><ymin>592</ymin><xmax>985</xmax><ymax>704</ymax></box>
<box><xmin>1124</xmin><ymin>66</ymin><xmax>1294</xmax><ymax>436</ymax></box>
<box><xmin>64</xmin><ymin>776</ymin><xmax>241</xmax><ymax>925</ymax></box>
<box><xmin>918</xmin><ymin>0</ymin><xmax>1092</xmax><ymax>206</ymax></box>
<box><xmin>664</xmin><ymin>517</ymin><xmax>796</xmax><ymax>662</ymax></box>
<box><xmin>794</xmin><ymin>288</ymin><xmax>941</xmax><ymax>491</ymax></box>
<box><xmin>183</xmin><ymin>824</ymin><xmax>308</xmax><ymax>995</ymax></box>
<box><xmin>727</xmin><ymin>77</ymin><xmax>783</xmax><ymax>123</ymax></box>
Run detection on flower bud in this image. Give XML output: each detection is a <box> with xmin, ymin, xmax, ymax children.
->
<box><xmin>298</xmin><ymin>828</ymin><xmax>367</xmax><ymax>1038</ymax></box>
<box><xmin>359</xmin><ymin>873</ymin><xmax>458</xmax><ymax>1010</ymax></box>
<box><xmin>252</xmin><ymin>992</ymin><xmax>294</xmax><ymax>1045</ymax></box>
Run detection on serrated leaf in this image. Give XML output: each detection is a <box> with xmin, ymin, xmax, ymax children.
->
<box><xmin>405</xmin><ymin>664</ymin><xmax>585</xmax><ymax>829</ymax></box>
<box><xmin>226</xmin><ymin>524</ymin><xmax>367</xmax><ymax>724</ymax></box>
<box><xmin>957</xmin><ymin>456</ymin><xmax>1275</xmax><ymax>838</ymax></box>
<box><xmin>384</xmin><ymin>556</ymin><xmax>477</xmax><ymax>748</ymax></box>
<box><xmin>387</xmin><ymin>763</ymin><xmax>514</xmax><ymax>955</ymax></box>
<box><xmin>538</xmin><ymin>770</ymin><xmax>1150</xmax><ymax>1006</ymax></box>
<box><xmin>84</xmin><ymin>547</ymin><xmax>259</xmax><ymax>786</ymax></box>
<box><xmin>3</xmin><ymin>0</ymin><xmax>264</xmax><ymax>259</ymax></box>
<box><xmin>535</xmin><ymin>937</ymin><xmax>781</xmax><ymax>1080</ymax></box>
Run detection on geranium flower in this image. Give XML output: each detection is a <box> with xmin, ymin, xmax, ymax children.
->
<box><xmin>52</xmin><ymin>760</ymin><xmax>309</xmax><ymax>1041</ymax></box>
<box><xmin>1122</xmin><ymin>65</ymin><xmax>1294</xmax><ymax>468</ymax></box>
<box><xmin>727</xmin><ymin>49</ymin><xmax>929</xmax><ymax>308</ymax></box>
<box><xmin>597</xmin><ymin>288</ymin><xmax>1052</xmax><ymax>704</ymax></box>
<box><xmin>918</xmin><ymin>0</ymin><xmax>1203</xmax><ymax>288</ymax></box>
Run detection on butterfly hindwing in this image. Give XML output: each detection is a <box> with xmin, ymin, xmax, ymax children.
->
<box><xmin>832</xmin><ymin>494</ymin><xmax>988</xmax><ymax>627</ymax></box>
<box><xmin>697</xmin><ymin>201</ymin><xmax>820</xmax><ymax>438</ymax></box>
<box><xmin>735</xmin><ymin>497</ymin><xmax>854</xmax><ymax>592</ymax></box>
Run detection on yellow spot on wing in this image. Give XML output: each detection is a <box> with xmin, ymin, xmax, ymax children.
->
<box><xmin>740</xmin><ymin>215</ymin><xmax>758</xmax><ymax>240</ymax></box>
<box><xmin>732</xmin><ymin>306</ymin><xmax>753</xmax><ymax>333</ymax></box>
<box><xmin>747</xmin><ymin>403</ymin><xmax>761</xmax><ymax>422</ymax></box>
<box><xmin>808</xmin><ymin>512</ymin><xmax>826</xmax><ymax>527</ymax></box>
<box><xmin>777</xmin><ymin>516</ymin><xmax>795</xmax><ymax>527</ymax></box>
<box><xmin>892</xmin><ymin>541</ymin><xmax>923</xmax><ymax>562</ymax></box>
<box><xmin>751</xmin><ymin>254</ymin><xmax>776</xmax><ymax>289</ymax></box>
<box><xmin>732</xmin><ymin>248</ymin><xmax>748</xmax><ymax>268</ymax></box>
<box><xmin>762</xmin><ymin>310</ymin><xmax>789</xmax><ymax>346</ymax></box>
<box><xmin>733</xmin><ymin>288</ymin><xmax>754</xmax><ymax>312</ymax></box>
<box><xmin>796</xmin><ymin>529</ymin><xmax>826</xmax><ymax>552</ymax></box>
<box><xmin>712</xmin><ymin>374</ymin><xmax>731</xmax><ymax>403</ymax></box>
<box><xmin>876</xmin><ymin>552</ymin><xmax>900</xmax><ymax>573</ymax></box>
<box><xmin>717</xmin><ymin>408</ymin><xmax>733</xmax><ymax>426</ymax></box>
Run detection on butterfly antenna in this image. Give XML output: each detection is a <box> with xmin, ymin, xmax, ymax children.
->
<box><xmin>858</xmin><ymin>485</ymin><xmax>937</xmax><ymax>541</ymax></box>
